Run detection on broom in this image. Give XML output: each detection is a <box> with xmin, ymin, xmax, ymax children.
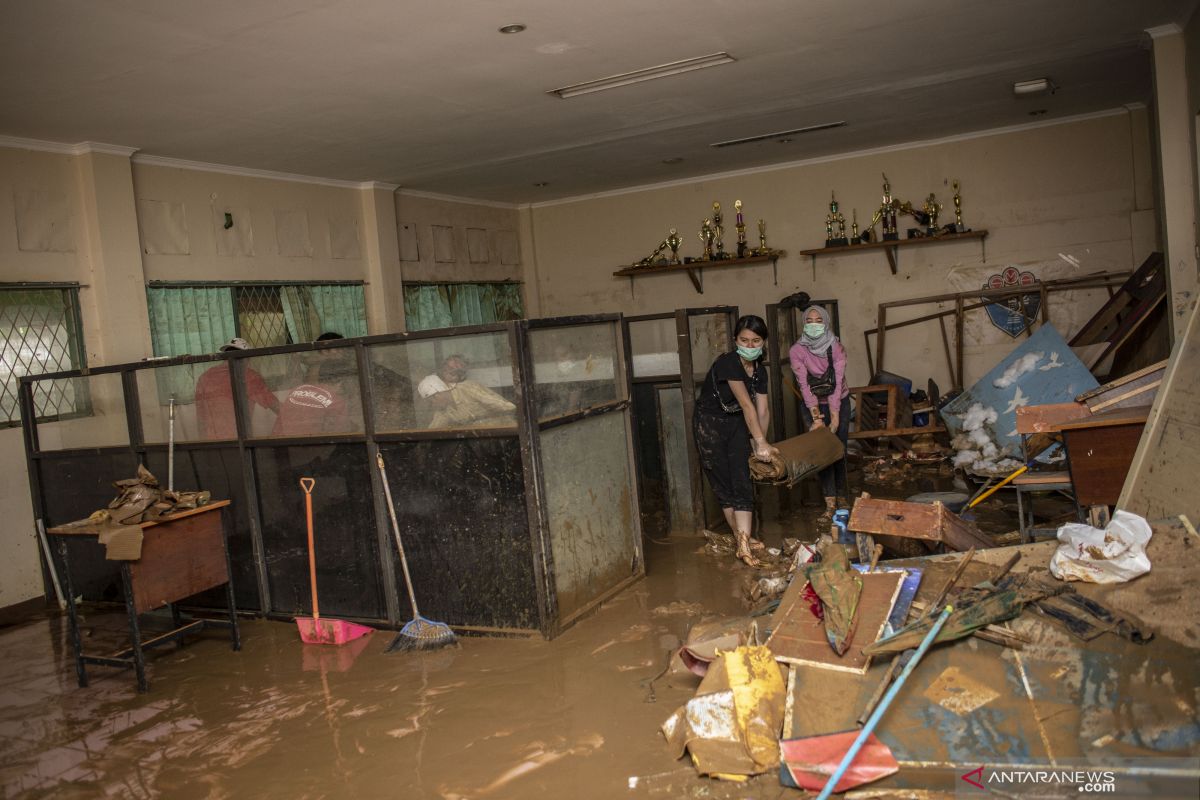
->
<box><xmin>375</xmin><ymin>453</ymin><xmax>457</xmax><ymax>653</ymax></box>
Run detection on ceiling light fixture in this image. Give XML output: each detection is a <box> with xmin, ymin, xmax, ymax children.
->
<box><xmin>499</xmin><ymin>23</ymin><xmax>526</xmax><ymax>34</ymax></box>
<box><xmin>549</xmin><ymin>52</ymin><xmax>735</xmax><ymax>99</ymax></box>
<box><xmin>1013</xmin><ymin>78</ymin><xmax>1056</xmax><ymax>96</ymax></box>
<box><xmin>710</xmin><ymin>121</ymin><xmax>846</xmax><ymax>149</ymax></box>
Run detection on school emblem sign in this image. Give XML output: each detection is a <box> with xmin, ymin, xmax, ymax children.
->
<box><xmin>983</xmin><ymin>267</ymin><xmax>1040</xmax><ymax>337</ymax></box>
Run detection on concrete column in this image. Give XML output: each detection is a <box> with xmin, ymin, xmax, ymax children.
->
<box><xmin>73</xmin><ymin>145</ymin><xmax>153</xmax><ymax>365</ymax></box>
<box><xmin>359</xmin><ymin>182</ymin><xmax>404</xmax><ymax>333</ymax></box>
<box><xmin>1148</xmin><ymin>24</ymin><xmax>1200</xmax><ymax>339</ymax></box>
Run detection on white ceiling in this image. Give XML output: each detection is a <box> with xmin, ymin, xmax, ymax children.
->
<box><xmin>0</xmin><ymin>0</ymin><xmax>1195</xmax><ymax>203</ymax></box>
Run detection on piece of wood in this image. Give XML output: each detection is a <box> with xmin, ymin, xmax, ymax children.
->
<box><xmin>128</xmin><ymin>509</ymin><xmax>230</xmax><ymax>614</ymax></box>
<box><xmin>1056</xmin><ymin>404</ymin><xmax>1151</xmax><ymax>431</ymax></box>
<box><xmin>849</xmin><ymin>497</ymin><xmax>993</xmax><ymax>551</ymax></box>
<box><xmin>1015</xmin><ymin>402</ymin><xmax>1092</xmax><ymax>434</ymax></box>
<box><xmin>47</xmin><ymin>500</ymin><xmax>232</xmax><ymax>535</ymax></box>
<box><xmin>1010</xmin><ymin>470</ymin><xmax>1071</xmax><ymax>486</ymax></box>
<box><xmin>767</xmin><ymin>571</ymin><xmax>905</xmax><ymax>674</ymax></box>
<box><xmin>1063</xmin><ymin>422</ymin><xmax>1147</xmax><ymax>507</ymax></box>
<box><xmin>612</xmin><ymin>251</ymin><xmax>784</xmax><ymax>278</ymax></box>
<box><xmin>1075</xmin><ymin>359</ymin><xmax>1167</xmax><ymax>411</ymax></box>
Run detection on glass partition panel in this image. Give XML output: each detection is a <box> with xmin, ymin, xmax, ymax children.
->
<box><xmin>253</xmin><ymin>444</ymin><xmax>384</xmax><ymax>620</ymax></box>
<box><xmin>689</xmin><ymin>313</ymin><xmax>731</xmax><ymax>383</ymax></box>
<box><xmin>529</xmin><ymin>322</ymin><xmax>621</xmax><ymax>420</ymax></box>
<box><xmin>368</xmin><ymin>331</ymin><xmax>515</xmax><ymax>432</ymax></box>
<box><xmin>137</xmin><ymin>362</ymin><xmax>241</xmax><ymax>443</ymax></box>
<box><xmin>242</xmin><ymin>349</ymin><xmax>363</xmax><ymax>437</ymax></box>
<box><xmin>33</xmin><ymin>372</ymin><xmax>128</xmax><ymax>450</ymax></box>
<box><xmin>540</xmin><ymin>412</ymin><xmax>637</xmax><ymax>619</ymax></box>
<box><xmin>628</xmin><ymin>317</ymin><xmax>679</xmax><ymax>377</ymax></box>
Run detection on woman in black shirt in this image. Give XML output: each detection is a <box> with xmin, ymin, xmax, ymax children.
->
<box><xmin>692</xmin><ymin>315</ymin><xmax>778</xmax><ymax>566</ymax></box>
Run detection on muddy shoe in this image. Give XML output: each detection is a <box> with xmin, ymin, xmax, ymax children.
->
<box><xmin>734</xmin><ymin>531</ymin><xmax>762</xmax><ymax>567</ymax></box>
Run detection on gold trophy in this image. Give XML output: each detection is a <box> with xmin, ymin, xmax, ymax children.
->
<box><xmin>825</xmin><ymin>192</ymin><xmax>848</xmax><ymax>246</ymax></box>
<box><xmin>923</xmin><ymin>192</ymin><xmax>941</xmax><ymax>236</ymax></box>
<box><xmin>951</xmin><ymin>180</ymin><xmax>965</xmax><ymax>232</ymax></box>
<box><xmin>867</xmin><ymin>173</ymin><xmax>900</xmax><ymax>241</ymax></box>
<box><xmin>698</xmin><ymin>218</ymin><xmax>715</xmax><ymax>261</ymax></box>
<box><xmin>666</xmin><ymin>228</ymin><xmax>681</xmax><ymax>264</ymax></box>
<box><xmin>735</xmin><ymin>200</ymin><xmax>748</xmax><ymax>258</ymax></box>
<box><xmin>851</xmin><ymin>209</ymin><xmax>860</xmax><ymax>244</ymax></box>
<box><xmin>754</xmin><ymin>218</ymin><xmax>769</xmax><ymax>255</ymax></box>
<box><xmin>712</xmin><ymin>201</ymin><xmax>729</xmax><ymax>259</ymax></box>
<box><xmin>634</xmin><ymin>236</ymin><xmax>670</xmax><ymax>267</ymax></box>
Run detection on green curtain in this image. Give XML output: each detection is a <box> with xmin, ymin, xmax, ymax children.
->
<box><xmin>146</xmin><ymin>286</ymin><xmax>238</xmax><ymax>404</ymax></box>
<box><xmin>403</xmin><ymin>283</ymin><xmax>524</xmax><ymax>331</ymax></box>
<box><xmin>282</xmin><ymin>284</ymin><xmax>368</xmax><ymax>340</ymax></box>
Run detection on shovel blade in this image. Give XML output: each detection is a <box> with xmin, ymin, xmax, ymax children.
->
<box><xmin>780</xmin><ymin>731</ymin><xmax>898</xmax><ymax>792</ymax></box>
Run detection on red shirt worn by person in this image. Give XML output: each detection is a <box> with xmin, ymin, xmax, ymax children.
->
<box><xmin>272</xmin><ymin>383</ymin><xmax>348</xmax><ymax>436</ymax></box>
<box><xmin>195</xmin><ymin>363</ymin><xmax>279</xmax><ymax>439</ymax></box>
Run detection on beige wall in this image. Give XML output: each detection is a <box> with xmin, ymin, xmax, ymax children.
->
<box><xmin>527</xmin><ymin>111</ymin><xmax>1159</xmax><ymax>392</ymax></box>
<box><xmin>394</xmin><ymin>192</ymin><xmax>523</xmax><ymax>283</ymax></box>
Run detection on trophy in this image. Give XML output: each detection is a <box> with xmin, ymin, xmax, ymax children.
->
<box><xmin>666</xmin><ymin>228</ymin><xmax>681</xmax><ymax>264</ymax></box>
<box><xmin>923</xmin><ymin>193</ymin><xmax>941</xmax><ymax>237</ymax></box>
<box><xmin>825</xmin><ymin>192</ymin><xmax>848</xmax><ymax>247</ymax></box>
<box><xmin>850</xmin><ymin>209</ymin><xmax>860</xmax><ymax>244</ymax></box>
<box><xmin>734</xmin><ymin>200</ymin><xmax>747</xmax><ymax>258</ymax></box>
<box><xmin>633</xmin><ymin>236</ymin><xmax>670</xmax><ymax>267</ymax></box>
<box><xmin>698</xmin><ymin>218</ymin><xmax>715</xmax><ymax>261</ymax></box>
<box><xmin>754</xmin><ymin>218</ymin><xmax>770</xmax><ymax>255</ymax></box>
<box><xmin>867</xmin><ymin>173</ymin><xmax>900</xmax><ymax>241</ymax></box>
<box><xmin>712</xmin><ymin>202</ymin><xmax>729</xmax><ymax>259</ymax></box>
<box><xmin>951</xmin><ymin>180</ymin><xmax>966</xmax><ymax>232</ymax></box>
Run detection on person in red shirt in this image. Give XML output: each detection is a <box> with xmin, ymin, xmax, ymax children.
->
<box><xmin>271</xmin><ymin>360</ymin><xmax>353</xmax><ymax>436</ymax></box>
<box><xmin>194</xmin><ymin>338</ymin><xmax>280</xmax><ymax>439</ymax></box>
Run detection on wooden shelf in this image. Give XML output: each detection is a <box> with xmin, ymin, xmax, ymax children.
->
<box><xmin>798</xmin><ymin>230</ymin><xmax>988</xmax><ymax>275</ymax></box>
<box><xmin>612</xmin><ymin>250</ymin><xmax>785</xmax><ymax>294</ymax></box>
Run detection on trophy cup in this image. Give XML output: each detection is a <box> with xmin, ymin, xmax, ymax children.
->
<box><xmin>698</xmin><ymin>218</ymin><xmax>715</xmax><ymax>261</ymax></box>
<box><xmin>923</xmin><ymin>193</ymin><xmax>941</xmax><ymax>236</ymax></box>
<box><xmin>850</xmin><ymin>209</ymin><xmax>860</xmax><ymax>244</ymax></box>
<box><xmin>712</xmin><ymin>202</ymin><xmax>729</xmax><ymax>259</ymax></box>
<box><xmin>633</xmin><ymin>236</ymin><xmax>669</xmax><ymax>267</ymax></box>
<box><xmin>951</xmin><ymin>180</ymin><xmax>965</xmax><ymax>233</ymax></box>
<box><xmin>825</xmin><ymin>192</ymin><xmax>848</xmax><ymax>247</ymax></box>
<box><xmin>735</xmin><ymin>200</ymin><xmax>748</xmax><ymax>258</ymax></box>
<box><xmin>754</xmin><ymin>219</ymin><xmax>769</xmax><ymax>255</ymax></box>
<box><xmin>667</xmin><ymin>228</ymin><xmax>681</xmax><ymax>264</ymax></box>
<box><xmin>870</xmin><ymin>173</ymin><xmax>900</xmax><ymax>241</ymax></box>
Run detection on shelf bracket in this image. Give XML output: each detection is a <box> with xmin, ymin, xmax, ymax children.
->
<box><xmin>685</xmin><ymin>267</ymin><xmax>704</xmax><ymax>294</ymax></box>
<box><xmin>885</xmin><ymin>246</ymin><xmax>899</xmax><ymax>275</ymax></box>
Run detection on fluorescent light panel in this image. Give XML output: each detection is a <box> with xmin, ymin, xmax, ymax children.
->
<box><xmin>710</xmin><ymin>121</ymin><xmax>847</xmax><ymax>148</ymax></box>
<box><xmin>549</xmin><ymin>52</ymin><xmax>735</xmax><ymax>99</ymax></box>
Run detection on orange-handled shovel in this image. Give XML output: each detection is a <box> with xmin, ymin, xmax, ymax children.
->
<box><xmin>295</xmin><ymin>477</ymin><xmax>373</xmax><ymax>646</ymax></box>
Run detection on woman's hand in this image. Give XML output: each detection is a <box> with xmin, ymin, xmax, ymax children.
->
<box><xmin>829</xmin><ymin>411</ymin><xmax>840</xmax><ymax>433</ymax></box>
<box><xmin>752</xmin><ymin>437</ymin><xmax>775</xmax><ymax>462</ymax></box>
<box><xmin>809</xmin><ymin>408</ymin><xmax>826</xmax><ymax>429</ymax></box>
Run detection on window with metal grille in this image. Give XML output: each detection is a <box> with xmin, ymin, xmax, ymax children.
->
<box><xmin>0</xmin><ymin>284</ymin><xmax>88</xmax><ymax>427</ymax></box>
<box><xmin>402</xmin><ymin>281</ymin><xmax>523</xmax><ymax>331</ymax></box>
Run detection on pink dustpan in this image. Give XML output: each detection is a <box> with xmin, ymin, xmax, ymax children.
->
<box><xmin>295</xmin><ymin>478</ymin><xmax>373</xmax><ymax>646</ymax></box>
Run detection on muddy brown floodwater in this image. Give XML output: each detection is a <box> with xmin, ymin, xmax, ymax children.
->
<box><xmin>0</xmin><ymin>464</ymin><xmax>1039</xmax><ymax>799</ymax></box>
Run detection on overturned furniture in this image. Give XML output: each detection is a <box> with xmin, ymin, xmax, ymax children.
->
<box><xmin>848</xmin><ymin>494</ymin><xmax>994</xmax><ymax>555</ymax></box>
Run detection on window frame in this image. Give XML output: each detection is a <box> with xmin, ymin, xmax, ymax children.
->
<box><xmin>1</xmin><ymin>282</ymin><xmax>89</xmax><ymax>428</ymax></box>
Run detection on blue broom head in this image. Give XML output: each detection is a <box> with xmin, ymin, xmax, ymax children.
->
<box><xmin>386</xmin><ymin>616</ymin><xmax>457</xmax><ymax>653</ymax></box>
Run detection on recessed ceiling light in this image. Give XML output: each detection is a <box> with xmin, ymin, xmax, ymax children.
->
<box><xmin>661</xmin><ymin>157</ymin><xmax>684</xmax><ymax>164</ymax></box>
<box><xmin>499</xmin><ymin>23</ymin><xmax>526</xmax><ymax>34</ymax></box>
<box><xmin>549</xmin><ymin>52</ymin><xmax>735</xmax><ymax>99</ymax></box>
<box><xmin>532</xmin><ymin>181</ymin><xmax>549</xmax><ymax>187</ymax></box>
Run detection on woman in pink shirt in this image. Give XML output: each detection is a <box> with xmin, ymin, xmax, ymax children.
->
<box><xmin>789</xmin><ymin>305</ymin><xmax>850</xmax><ymax>524</ymax></box>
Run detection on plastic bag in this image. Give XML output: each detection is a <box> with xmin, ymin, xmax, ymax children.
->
<box><xmin>1049</xmin><ymin>510</ymin><xmax>1153</xmax><ymax>583</ymax></box>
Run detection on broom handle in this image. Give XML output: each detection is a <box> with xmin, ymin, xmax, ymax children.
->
<box><xmin>300</xmin><ymin>478</ymin><xmax>319</xmax><ymax>622</ymax></box>
<box><xmin>966</xmin><ymin>464</ymin><xmax>1029</xmax><ymax>509</ymax></box>
<box><xmin>376</xmin><ymin>454</ymin><xmax>422</xmax><ymax>620</ymax></box>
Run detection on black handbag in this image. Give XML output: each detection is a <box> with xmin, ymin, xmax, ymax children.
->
<box><xmin>806</xmin><ymin>347</ymin><xmax>836</xmax><ymax>398</ymax></box>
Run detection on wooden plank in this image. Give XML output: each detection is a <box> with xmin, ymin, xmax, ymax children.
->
<box><xmin>849</xmin><ymin>496</ymin><xmax>992</xmax><ymax>550</ymax></box>
<box><xmin>1085</xmin><ymin>378</ymin><xmax>1161</xmax><ymax>413</ymax></box>
<box><xmin>797</xmin><ymin>229</ymin><xmax>987</xmax><ymax>257</ymax></box>
<box><xmin>129</xmin><ymin>510</ymin><xmax>230</xmax><ymax>614</ymax></box>
<box><xmin>612</xmin><ymin>251</ymin><xmax>784</xmax><ymax>278</ymax></box>
<box><xmin>1075</xmin><ymin>359</ymin><xmax>1168</xmax><ymax>401</ymax></box>
<box><xmin>1057</xmin><ymin>405</ymin><xmax>1151</xmax><ymax>431</ymax></box>
<box><xmin>1011</xmin><ymin>471</ymin><xmax>1071</xmax><ymax>486</ymax></box>
<box><xmin>766</xmin><ymin>571</ymin><xmax>904</xmax><ymax>674</ymax></box>
<box><xmin>1064</xmin><ymin>422</ymin><xmax>1147</xmax><ymax>507</ymax></box>
<box><xmin>1015</xmin><ymin>402</ymin><xmax>1091</xmax><ymax>434</ymax></box>
<box><xmin>47</xmin><ymin>500</ymin><xmax>231</xmax><ymax>536</ymax></box>
<box><xmin>848</xmin><ymin>424</ymin><xmax>946</xmax><ymax>440</ymax></box>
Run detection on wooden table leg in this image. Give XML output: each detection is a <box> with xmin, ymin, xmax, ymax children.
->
<box><xmin>57</xmin><ymin>538</ymin><xmax>88</xmax><ymax>688</ymax></box>
<box><xmin>120</xmin><ymin>564</ymin><xmax>149</xmax><ymax>693</ymax></box>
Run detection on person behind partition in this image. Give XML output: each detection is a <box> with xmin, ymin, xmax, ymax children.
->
<box><xmin>194</xmin><ymin>337</ymin><xmax>280</xmax><ymax>439</ymax></box>
<box><xmin>273</xmin><ymin>337</ymin><xmax>354</xmax><ymax>437</ymax></box>
<box><xmin>789</xmin><ymin>305</ymin><xmax>850</xmax><ymax>525</ymax></box>
<box><xmin>692</xmin><ymin>315</ymin><xmax>778</xmax><ymax>567</ymax></box>
<box><xmin>417</xmin><ymin>354</ymin><xmax>516</xmax><ymax>428</ymax></box>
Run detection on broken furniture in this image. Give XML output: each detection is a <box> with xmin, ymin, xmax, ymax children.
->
<box><xmin>47</xmin><ymin>501</ymin><xmax>240</xmax><ymax>693</ymax></box>
<box><xmin>848</xmin><ymin>382</ymin><xmax>946</xmax><ymax>450</ymax></box>
<box><xmin>1074</xmin><ymin>359</ymin><xmax>1166</xmax><ymax>413</ymax></box>
<box><xmin>849</xmin><ymin>494</ymin><xmax>994</xmax><ymax>554</ymax></box>
<box><xmin>1012</xmin><ymin>402</ymin><xmax>1089</xmax><ymax>541</ymax></box>
<box><xmin>1059</xmin><ymin>405</ymin><xmax>1151</xmax><ymax>513</ymax></box>
<box><xmin>1068</xmin><ymin>253</ymin><xmax>1169</xmax><ymax>380</ymax></box>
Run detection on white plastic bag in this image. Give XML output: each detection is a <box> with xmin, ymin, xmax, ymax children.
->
<box><xmin>1049</xmin><ymin>510</ymin><xmax>1153</xmax><ymax>583</ymax></box>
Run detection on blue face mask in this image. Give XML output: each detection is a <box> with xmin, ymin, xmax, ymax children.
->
<box><xmin>804</xmin><ymin>323</ymin><xmax>826</xmax><ymax>339</ymax></box>
<box><xmin>737</xmin><ymin>345</ymin><xmax>763</xmax><ymax>361</ymax></box>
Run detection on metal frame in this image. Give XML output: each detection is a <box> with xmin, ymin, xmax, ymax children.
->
<box><xmin>1</xmin><ymin>282</ymin><xmax>89</xmax><ymax>428</ymax></box>
<box><xmin>20</xmin><ymin>316</ymin><xmax>643</xmax><ymax>641</ymax></box>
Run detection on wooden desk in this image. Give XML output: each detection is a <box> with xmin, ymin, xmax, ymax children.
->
<box><xmin>47</xmin><ymin>501</ymin><xmax>241</xmax><ymax>692</ymax></box>
<box><xmin>1059</xmin><ymin>406</ymin><xmax>1151</xmax><ymax>508</ymax></box>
